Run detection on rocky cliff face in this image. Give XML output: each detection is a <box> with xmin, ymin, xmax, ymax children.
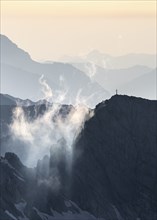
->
<box><xmin>0</xmin><ymin>94</ymin><xmax>73</xmax><ymax>163</ymax></box>
<box><xmin>72</xmin><ymin>95</ymin><xmax>157</xmax><ymax>220</ymax></box>
<box><xmin>0</xmin><ymin>95</ymin><xmax>157</xmax><ymax>220</ymax></box>
<box><xmin>0</xmin><ymin>153</ymin><xmax>100</xmax><ymax>220</ymax></box>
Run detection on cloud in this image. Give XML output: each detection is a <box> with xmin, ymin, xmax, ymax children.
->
<box><xmin>10</xmin><ymin>75</ymin><xmax>94</xmax><ymax>189</ymax></box>
<box><xmin>85</xmin><ymin>61</ymin><xmax>97</xmax><ymax>81</ymax></box>
<box><xmin>39</xmin><ymin>74</ymin><xmax>53</xmax><ymax>101</ymax></box>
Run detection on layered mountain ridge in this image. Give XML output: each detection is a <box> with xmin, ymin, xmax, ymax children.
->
<box><xmin>0</xmin><ymin>34</ymin><xmax>109</xmax><ymax>106</ymax></box>
<box><xmin>1</xmin><ymin>34</ymin><xmax>156</xmax><ymax>103</ymax></box>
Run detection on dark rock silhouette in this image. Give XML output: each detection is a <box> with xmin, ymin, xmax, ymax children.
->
<box><xmin>72</xmin><ymin>95</ymin><xmax>157</xmax><ymax>219</ymax></box>
<box><xmin>0</xmin><ymin>95</ymin><xmax>157</xmax><ymax>219</ymax></box>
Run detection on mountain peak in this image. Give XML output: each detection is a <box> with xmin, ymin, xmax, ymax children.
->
<box><xmin>95</xmin><ymin>94</ymin><xmax>157</xmax><ymax>112</ymax></box>
<box><xmin>0</xmin><ymin>34</ymin><xmax>32</xmax><ymax>64</ymax></box>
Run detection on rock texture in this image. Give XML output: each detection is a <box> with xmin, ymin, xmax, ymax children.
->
<box><xmin>72</xmin><ymin>95</ymin><xmax>157</xmax><ymax>220</ymax></box>
<box><xmin>0</xmin><ymin>95</ymin><xmax>157</xmax><ymax>220</ymax></box>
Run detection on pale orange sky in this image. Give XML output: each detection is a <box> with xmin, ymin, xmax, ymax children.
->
<box><xmin>1</xmin><ymin>0</ymin><xmax>156</xmax><ymax>61</ymax></box>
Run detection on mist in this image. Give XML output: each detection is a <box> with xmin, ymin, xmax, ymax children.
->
<box><xmin>10</xmin><ymin>75</ymin><xmax>93</xmax><ymax>169</ymax></box>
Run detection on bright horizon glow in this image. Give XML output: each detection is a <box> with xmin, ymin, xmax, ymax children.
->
<box><xmin>1</xmin><ymin>0</ymin><xmax>156</xmax><ymax>61</ymax></box>
<box><xmin>1</xmin><ymin>1</ymin><xmax>156</xmax><ymax>18</ymax></box>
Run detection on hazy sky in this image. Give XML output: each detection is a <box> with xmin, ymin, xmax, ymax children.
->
<box><xmin>1</xmin><ymin>0</ymin><xmax>156</xmax><ymax>61</ymax></box>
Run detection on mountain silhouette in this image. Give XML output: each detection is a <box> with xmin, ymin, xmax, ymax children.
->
<box><xmin>0</xmin><ymin>95</ymin><xmax>157</xmax><ymax>220</ymax></box>
<box><xmin>60</xmin><ymin>49</ymin><xmax>156</xmax><ymax>69</ymax></box>
<box><xmin>0</xmin><ymin>35</ymin><xmax>109</xmax><ymax>106</ymax></box>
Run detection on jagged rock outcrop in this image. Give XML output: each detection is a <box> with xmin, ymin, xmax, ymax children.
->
<box><xmin>0</xmin><ymin>154</ymin><xmax>99</xmax><ymax>220</ymax></box>
<box><xmin>0</xmin><ymin>153</ymin><xmax>28</xmax><ymax>220</ymax></box>
<box><xmin>0</xmin><ymin>95</ymin><xmax>157</xmax><ymax>220</ymax></box>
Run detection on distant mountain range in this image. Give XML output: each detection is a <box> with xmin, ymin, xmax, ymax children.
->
<box><xmin>72</xmin><ymin>63</ymin><xmax>157</xmax><ymax>100</ymax></box>
<box><xmin>60</xmin><ymin>50</ymin><xmax>156</xmax><ymax>100</ymax></box>
<box><xmin>60</xmin><ymin>49</ymin><xmax>156</xmax><ymax>69</ymax></box>
<box><xmin>1</xmin><ymin>34</ymin><xmax>156</xmax><ymax>105</ymax></box>
<box><xmin>1</xmin><ymin>34</ymin><xmax>109</xmax><ymax>107</ymax></box>
<box><xmin>119</xmin><ymin>69</ymin><xmax>156</xmax><ymax>99</ymax></box>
